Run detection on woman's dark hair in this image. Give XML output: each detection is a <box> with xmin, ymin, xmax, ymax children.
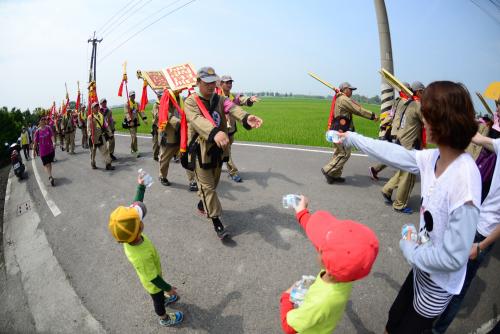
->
<box><xmin>421</xmin><ymin>81</ymin><xmax>477</xmax><ymax>150</ymax></box>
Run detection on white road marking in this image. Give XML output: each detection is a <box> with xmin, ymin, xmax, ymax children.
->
<box><xmin>114</xmin><ymin>132</ymin><xmax>368</xmax><ymax>157</ymax></box>
<box><xmin>31</xmin><ymin>158</ymin><xmax>61</xmax><ymax>217</ymax></box>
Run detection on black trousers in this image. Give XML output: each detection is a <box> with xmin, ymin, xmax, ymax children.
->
<box><xmin>386</xmin><ymin>270</ymin><xmax>437</xmax><ymax>334</ymax></box>
<box><xmin>150</xmin><ymin>291</ymin><xmax>165</xmax><ymax>316</ymax></box>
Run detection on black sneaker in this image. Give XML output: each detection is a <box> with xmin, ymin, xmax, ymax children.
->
<box><xmin>91</xmin><ymin>163</ymin><xmax>97</xmax><ymax>169</ymax></box>
<box><xmin>189</xmin><ymin>181</ymin><xmax>198</xmax><ymax>192</ymax></box>
<box><xmin>110</xmin><ymin>154</ymin><xmax>117</xmax><ymax>161</ymax></box>
<box><xmin>160</xmin><ymin>177</ymin><xmax>171</xmax><ymax>186</ymax></box>
<box><xmin>215</xmin><ymin>225</ymin><xmax>229</xmax><ymax>239</ymax></box>
<box><xmin>331</xmin><ymin>176</ymin><xmax>345</xmax><ymax>183</ymax></box>
<box><xmin>382</xmin><ymin>192</ymin><xmax>393</xmax><ymax>205</ymax></box>
<box><xmin>369</xmin><ymin>167</ymin><xmax>379</xmax><ymax>181</ymax></box>
<box><xmin>153</xmin><ymin>156</ymin><xmax>159</xmax><ymax>161</ymax></box>
<box><xmin>321</xmin><ymin>168</ymin><xmax>335</xmax><ymax>184</ymax></box>
<box><xmin>105</xmin><ymin>164</ymin><xmax>115</xmax><ymax>170</ymax></box>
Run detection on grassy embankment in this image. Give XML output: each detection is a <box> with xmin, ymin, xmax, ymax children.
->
<box><xmin>112</xmin><ymin>97</ymin><xmax>380</xmax><ymax>148</ymax></box>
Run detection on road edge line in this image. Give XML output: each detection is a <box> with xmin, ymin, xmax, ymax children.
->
<box><xmin>31</xmin><ymin>157</ymin><xmax>61</xmax><ymax>217</ymax></box>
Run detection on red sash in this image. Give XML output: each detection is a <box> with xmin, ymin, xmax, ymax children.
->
<box><xmin>327</xmin><ymin>94</ymin><xmax>339</xmax><ymax>130</ymax></box>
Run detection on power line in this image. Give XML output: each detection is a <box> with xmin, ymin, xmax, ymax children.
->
<box><xmin>102</xmin><ymin>0</ymin><xmax>153</xmax><ymax>39</ymax></box>
<box><xmin>488</xmin><ymin>0</ymin><xmax>500</xmax><ymax>11</ymax></box>
<box><xmin>96</xmin><ymin>0</ymin><xmax>138</xmax><ymax>35</ymax></box>
<box><xmin>470</xmin><ymin>0</ymin><xmax>500</xmax><ymax>26</ymax></box>
<box><xmin>100</xmin><ymin>0</ymin><xmax>145</xmax><ymax>37</ymax></box>
<box><xmin>102</xmin><ymin>0</ymin><xmax>184</xmax><ymax>52</ymax></box>
<box><xmin>98</xmin><ymin>0</ymin><xmax>196</xmax><ymax>63</ymax></box>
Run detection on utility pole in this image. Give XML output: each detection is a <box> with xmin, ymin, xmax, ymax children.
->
<box><xmin>374</xmin><ymin>0</ymin><xmax>394</xmax><ymax>114</ymax></box>
<box><xmin>87</xmin><ymin>31</ymin><xmax>103</xmax><ymax>83</ymax></box>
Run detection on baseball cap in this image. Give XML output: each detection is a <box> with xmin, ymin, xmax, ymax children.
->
<box><xmin>305</xmin><ymin>211</ymin><xmax>379</xmax><ymax>282</ymax></box>
<box><xmin>197</xmin><ymin>66</ymin><xmax>218</xmax><ymax>83</ymax></box>
<box><xmin>339</xmin><ymin>82</ymin><xmax>357</xmax><ymax>91</ymax></box>
<box><xmin>91</xmin><ymin>101</ymin><xmax>99</xmax><ymax>109</ymax></box>
<box><xmin>411</xmin><ymin>81</ymin><xmax>425</xmax><ymax>92</ymax></box>
<box><xmin>108</xmin><ymin>206</ymin><xmax>141</xmax><ymax>243</ymax></box>
<box><xmin>220</xmin><ymin>75</ymin><xmax>233</xmax><ymax>82</ymax></box>
<box><xmin>99</xmin><ymin>98</ymin><xmax>107</xmax><ymax>104</ymax></box>
<box><xmin>129</xmin><ymin>90</ymin><xmax>136</xmax><ymax>97</ymax></box>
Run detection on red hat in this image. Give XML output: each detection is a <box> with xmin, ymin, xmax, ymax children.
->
<box><xmin>306</xmin><ymin>211</ymin><xmax>379</xmax><ymax>282</ymax></box>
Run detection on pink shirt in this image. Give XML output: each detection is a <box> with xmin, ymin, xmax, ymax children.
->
<box><xmin>34</xmin><ymin>126</ymin><xmax>54</xmax><ymax>157</ymax></box>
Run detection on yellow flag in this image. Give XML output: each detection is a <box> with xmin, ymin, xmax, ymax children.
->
<box><xmin>484</xmin><ymin>82</ymin><xmax>500</xmax><ymax>100</ymax></box>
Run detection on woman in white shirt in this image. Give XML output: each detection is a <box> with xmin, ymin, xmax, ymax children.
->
<box><xmin>340</xmin><ymin>81</ymin><xmax>481</xmax><ymax>334</ymax></box>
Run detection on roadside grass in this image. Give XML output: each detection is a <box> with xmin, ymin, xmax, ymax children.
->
<box><xmin>112</xmin><ymin>97</ymin><xmax>381</xmax><ymax>147</ymax></box>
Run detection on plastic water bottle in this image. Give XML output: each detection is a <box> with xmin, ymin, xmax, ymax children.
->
<box><xmin>325</xmin><ymin>130</ymin><xmax>341</xmax><ymax>144</ymax></box>
<box><xmin>138</xmin><ymin>169</ymin><xmax>153</xmax><ymax>188</ymax></box>
<box><xmin>282</xmin><ymin>194</ymin><xmax>301</xmax><ymax>209</ymax></box>
<box><xmin>401</xmin><ymin>224</ymin><xmax>418</xmax><ymax>242</ymax></box>
<box><xmin>290</xmin><ymin>275</ymin><xmax>316</xmax><ymax>308</ymax></box>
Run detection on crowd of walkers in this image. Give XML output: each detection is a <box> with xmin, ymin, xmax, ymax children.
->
<box><xmin>21</xmin><ymin>68</ymin><xmax>499</xmax><ymax>333</ymax></box>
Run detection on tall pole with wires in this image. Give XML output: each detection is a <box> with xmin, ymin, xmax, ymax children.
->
<box><xmin>374</xmin><ymin>0</ymin><xmax>394</xmax><ymax>115</ymax></box>
<box><xmin>87</xmin><ymin>31</ymin><xmax>103</xmax><ymax>83</ymax></box>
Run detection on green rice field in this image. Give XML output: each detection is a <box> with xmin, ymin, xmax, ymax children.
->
<box><xmin>112</xmin><ymin>97</ymin><xmax>381</xmax><ymax>148</ymax></box>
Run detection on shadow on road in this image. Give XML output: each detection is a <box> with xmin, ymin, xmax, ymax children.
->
<box><xmin>345</xmin><ymin>301</ymin><xmax>376</xmax><ymax>334</ymax></box>
<box><xmin>53</xmin><ymin>177</ymin><xmax>72</xmax><ymax>186</ymax></box>
<box><xmin>242</xmin><ymin>168</ymin><xmax>303</xmax><ymax>189</ymax></box>
<box><xmin>373</xmin><ymin>272</ymin><xmax>401</xmax><ymax>292</ymax></box>
<box><xmin>176</xmin><ymin>291</ymin><xmax>243</xmax><ymax>333</ymax></box>
<box><xmin>224</xmin><ymin>204</ymin><xmax>302</xmax><ymax>250</ymax></box>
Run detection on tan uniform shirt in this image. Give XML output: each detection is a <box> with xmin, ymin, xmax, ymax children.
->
<box><xmin>184</xmin><ymin>93</ymin><xmax>249</xmax><ymax>167</ymax></box>
<box><xmin>391</xmin><ymin>97</ymin><xmax>410</xmax><ymax>138</ymax></box>
<box><xmin>63</xmin><ymin>112</ymin><xmax>76</xmax><ymax>133</ymax></box>
<box><xmin>87</xmin><ymin>113</ymin><xmax>111</xmax><ymax>144</ymax></box>
<box><xmin>396</xmin><ymin>100</ymin><xmax>423</xmax><ymax>149</ymax></box>
<box><xmin>152</xmin><ymin>102</ymin><xmax>160</xmax><ymax>127</ymax></box>
<box><xmin>334</xmin><ymin>94</ymin><xmax>374</xmax><ymax>130</ymax></box>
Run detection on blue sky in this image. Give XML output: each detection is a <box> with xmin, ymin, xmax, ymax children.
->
<box><xmin>0</xmin><ymin>0</ymin><xmax>499</xmax><ymax>110</ymax></box>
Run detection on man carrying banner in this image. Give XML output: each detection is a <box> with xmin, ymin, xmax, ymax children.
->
<box><xmin>88</xmin><ymin>102</ymin><xmax>115</xmax><ymax>170</ymax></box>
<box><xmin>151</xmin><ymin>93</ymin><xmax>161</xmax><ymax>161</ymax></box>
<box><xmin>79</xmin><ymin>105</ymin><xmax>89</xmax><ymax>149</ymax></box>
<box><xmin>125</xmin><ymin>91</ymin><xmax>147</xmax><ymax>157</ymax></box>
<box><xmin>220</xmin><ymin>75</ymin><xmax>259</xmax><ymax>183</ymax></box>
<box><xmin>63</xmin><ymin>106</ymin><xmax>77</xmax><ymax>154</ymax></box>
<box><xmin>369</xmin><ymin>82</ymin><xmax>411</xmax><ymax>181</ymax></box>
<box><xmin>381</xmin><ymin>81</ymin><xmax>425</xmax><ymax>214</ymax></box>
<box><xmin>321</xmin><ymin>82</ymin><xmax>378</xmax><ymax>183</ymax></box>
<box><xmin>100</xmin><ymin>98</ymin><xmax>117</xmax><ymax>161</ymax></box>
<box><xmin>184</xmin><ymin>67</ymin><xmax>263</xmax><ymax>239</ymax></box>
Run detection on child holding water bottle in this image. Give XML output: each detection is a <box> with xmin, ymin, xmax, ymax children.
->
<box><xmin>280</xmin><ymin>196</ymin><xmax>379</xmax><ymax>334</ymax></box>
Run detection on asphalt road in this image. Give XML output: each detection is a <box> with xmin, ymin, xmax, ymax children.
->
<box><xmin>7</xmin><ymin>133</ymin><xmax>500</xmax><ymax>333</ymax></box>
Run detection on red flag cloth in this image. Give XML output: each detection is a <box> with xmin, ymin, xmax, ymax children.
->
<box><xmin>140</xmin><ymin>80</ymin><xmax>148</xmax><ymax>111</ymax></box>
<box><xmin>399</xmin><ymin>91</ymin><xmax>410</xmax><ymax>100</ymax></box>
<box><xmin>327</xmin><ymin>93</ymin><xmax>339</xmax><ymax>130</ymax></box>
<box><xmin>168</xmin><ymin>92</ymin><xmax>187</xmax><ymax>152</ymax></box>
<box><xmin>158</xmin><ymin>90</ymin><xmax>171</xmax><ymax>127</ymax></box>
<box><xmin>118</xmin><ymin>73</ymin><xmax>127</xmax><ymax>97</ymax></box>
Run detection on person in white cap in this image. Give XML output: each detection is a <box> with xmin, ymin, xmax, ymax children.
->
<box><xmin>321</xmin><ymin>82</ymin><xmax>379</xmax><ymax>184</ymax></box>
<box><xmin>219</xmin><ymin>75</ymin><xmax>259</xmax><ymax>183</ymax></box>
<box><xmin>87</xmin><ymin>102</ymin><xmax>115</xmax><ymax>170</ymax></box>
<box><xmin>183</xmin><ymin>66</ymin><xmax>263</xmax><ymax>240</ymax></box>
<box><xmin>125</xmin><ymin>90</ymin><xmax>147</xmax><ymax>157</ymax></box>
<box><xmin>100</xmin><ymin>98</ymin><xmax>116</xmax><ymax>161</ymax></box>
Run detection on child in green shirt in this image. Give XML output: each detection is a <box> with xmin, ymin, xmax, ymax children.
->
<box><xmin>280</xmin><ymin>196</ymin><xmax>379</xmax><ymax>334</ymax></box>
<box><xmin>109</xmin><ymin>176</ymin><xmax>183</xmax><ymax>327</ymax></box>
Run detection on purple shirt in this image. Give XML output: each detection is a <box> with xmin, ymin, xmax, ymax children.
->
<box><xmin>34</xmin><ymin>126</ymin><xmax>54</xmax><ymax>157</ymax></box>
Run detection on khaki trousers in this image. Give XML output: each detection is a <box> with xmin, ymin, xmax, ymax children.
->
<box><xmin>186</xmin><ymin>170</ymin><xmax>195</xmax><ymax>182</ymax></box>
<box><xmin>194</xmin><ymin>163</ymin><xmax>222</xmax><ymax>218</ymax></box>
<box><xmin>129</xmin><ymin>127</ymin><xmax>138</xmax><ymax>152</ymax></box>
<box><xmin>152</xmin><ymin>129</ymin><xmax>159</xmax><ymax>160</ymax></box>
<box><xmin>225</xmin><ymin>135</ymin><xmax>238</xmax><ymax>176</ymax></box>
<box><xmin>382</xmin><ymin>170</ymin><xmax>416</xmax><ymax>210</ymax></box>
<box><xmin>65</xmin><ymin>131</ymin><xmax>75</xmax><ymax>153</ymax></box>
<box><xmin>159</xmin><ymin>145</ymin><xmax>179</xmax><ymax>178</ymax></box>
<box><xmin>90</xmin><ymin>142</ymin><xmax>111</xmax><ymax>166</ymax></box>
<box><xmin>322</xmin><ymin>143</ymin><xmax>351</xmax><ymax>178</ymax></box>
<box><xmin>107</xmin><ymin>134</ymin><xmax>115</xmax><ymax>155</ymax></box>
<box><xmin>81</xmin><ymin>127</ymin><xmax>88</xmax><ymax>148</ymax></box>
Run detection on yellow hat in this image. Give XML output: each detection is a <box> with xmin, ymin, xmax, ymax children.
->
<box><xmin>108</xmin><ymin>206</ymin><xmax>141</xmax><ymax>243</ymax></box>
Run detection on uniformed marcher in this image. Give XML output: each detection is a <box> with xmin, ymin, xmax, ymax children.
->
<box><xmin>55</xmin><ymin>113</ymin><xmax>65</xmax><ymax>151</ymax></box>
<box><xmin>157</xmin><ymin>90</ymin><xmax>182</xmax><ymax>186</ymax></box>
<box><xmin>125</xmin><ymin>91</ymin><xmax>147</xmax><ymax>157</ymax></box>
<box><xmin>151</xmin><ymin>94</ymin><xmax>161</xmax><ymax>161</ymax></box>
<box><xmin>88</xmin><ymin>102</ymin><xmax>115</xmax><ymax>170</ymax></box>
<box><xmin>63</xmin><ymin>107</ymin><xmax>77</xmax><ymax>154</ymax></box>
<box><xmin>381</xmin><ymin>81</ymin><xmax>425</xmax><ymax>214</ymax></box>
<box><xmin>100</xmin><ymin>98</ymin><xmax>116</xmax><ymax>161</ymax></box>
<box><xmin>321</xmin><ymin>82</ymin><xmax>379</xmax><ymax>183</ymax></box>
<box><xmin>184</xmin><ymin>67</ymin><xmax>263</xmax><ymax>239</ymax></box>
<box><xmin>220</xmin><ymin>75</ymin><xmax>259</xmax><ymax>182</ymax></box>
<box><xmin>78</xmin><ymin>105</ymin><xmax>89</xmax><ymax>149</ymax></box>
<box><xmin>369</xmin><ymin>82</ymin><xmax>411</xmax><ymax>181</ymax></box>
